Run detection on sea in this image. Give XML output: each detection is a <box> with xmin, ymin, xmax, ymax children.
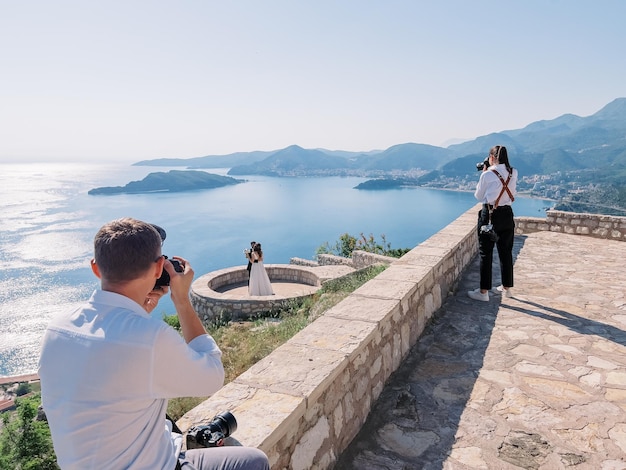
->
<box><xmin>0</xmin><ymin>162</ymin><xmax>553</xmax><ymax>377</ymax></box>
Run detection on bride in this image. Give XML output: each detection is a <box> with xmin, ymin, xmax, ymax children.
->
<box><xmin>248</xmin><ymin>243</ymin><xmax>274</xmax><ymax>296</ymax></box>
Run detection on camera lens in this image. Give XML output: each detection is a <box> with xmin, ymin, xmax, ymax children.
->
<box><xmin>476</xmin><ymin>158</ymin><xmax>489</xmax><ymax>171</ymax></box>
<box><xmin>212</xmin><ymin>411</ymin><xmax>237</xmax><ymax>437</ymax></box>
<box><xmin>186</xmin><ymin>411</ymin><xmax>238</xmax><ymax>449</ymax></box>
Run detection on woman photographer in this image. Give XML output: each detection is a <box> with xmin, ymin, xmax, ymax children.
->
<box><xmin>468</xmin><ymin>145</ymin><xmax>518</xmax><ymax>301</ymax></box>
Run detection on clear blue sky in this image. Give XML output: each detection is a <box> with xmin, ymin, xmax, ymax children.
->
<box><xmin>1</xmin><ymin>1</ymin><xmax>624</xmax><ymax>162</ymax></box>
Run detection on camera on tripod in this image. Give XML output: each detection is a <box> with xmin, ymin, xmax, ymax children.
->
<box><xmin>186</xmin><ymin>411</ymin><xmax>237</xmax><ymax>449</ymax></box>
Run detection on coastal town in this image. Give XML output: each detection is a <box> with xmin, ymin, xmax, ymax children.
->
<box><xmin>0</xmin><ymin>373</ymin><xmax>40</xmax><ymax>413</ymax></box>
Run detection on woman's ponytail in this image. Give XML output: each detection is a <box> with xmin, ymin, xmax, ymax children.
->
<box><xmin>495</xmin><ymin>145</ymin><xmax>513</xmax><ymax>173</ymax></box>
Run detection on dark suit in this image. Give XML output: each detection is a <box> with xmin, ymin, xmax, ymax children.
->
<box><xmin>246</xmin><ymin>250</ymin><xmax>253</xmax><ymax>285</ymax></box>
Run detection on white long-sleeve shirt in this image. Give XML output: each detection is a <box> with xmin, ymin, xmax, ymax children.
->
<box><xmin>474</xmin><ymin>163</ymin><xmax>518</xmax><ymax>206</ymax></box>
<box><xmin>39</xmin><ymin>289</ymin><xmax>224</xmax><ymax>470</ymax></box>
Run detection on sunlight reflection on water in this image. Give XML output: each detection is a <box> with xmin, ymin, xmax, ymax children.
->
<box><xmin>0</xmin><ymin>281</ymin><xmax>91</xmax><ymax>376</ymax></box>
<box><xmin>0</xmin><ymin>163</ymin><xmax>156</xmax><ymax>376</ymax></box>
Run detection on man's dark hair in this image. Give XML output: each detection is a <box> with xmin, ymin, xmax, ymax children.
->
<box><xmin>94</xmin><ymin>218</ymin><xmax>162</xmax><ymax>283</ymax></box>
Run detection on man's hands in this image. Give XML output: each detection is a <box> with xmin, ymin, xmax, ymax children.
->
<box><xmin>143</xmin><ymin>286</ymin><xmax>169</xmax><ymax>313</ymax></box>
<box><xmin>144</xmin><ymin>256</ymin><xmax>205</xmax><ymax>343</ymax></box>
<box><xmin>163</xmin><ymin>256</ymin><xmax>194</xmax><ymax>305</ymax></box>
<box><xmin>143</xmin><ymin>256</ymin><xmax>193</xmax><ymax>313</ymax></box>
<box><xmin>164</xmin><ymin>256</ymin><xmax>207</xmax><ymax>343</ymax></box>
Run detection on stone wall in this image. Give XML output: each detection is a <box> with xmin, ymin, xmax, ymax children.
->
<box><xmin>351</xmin><ymin>250</ymin><xmax>397</xmax><ymax>269</ymax></box>
<box><xmin>515</xmin><ymin>209</ymin><xmax>626</xmax><ymax>241</ymax></box>
<box><xmin>177</xmin><ymin>204</ymin><xmax>480</xmax><ymax>470</ymax></box>
<box><xmin>292</xmin><ymin>250</ymin><xmax>396</xmax><ymax>269</ymax></box>
<box><xmin>316</xmin><ymin>253</ymin><xmax>354</xmax><ymax>266</ymax></box>
<box><xmin>289</xmin><ymin>257</ymin><xmax>320</xmax><ymax>267</ymax></box>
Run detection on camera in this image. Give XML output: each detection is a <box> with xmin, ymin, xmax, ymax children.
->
<box><xmin>476</xmin><ymin>158</ymin><xmax>489</xmax><ymax>171</ymax></box>
<box><xmin>480</xmin><ymin>223</ymin><xmax>493</xmax><ymax>234</ymax></box>
<box><xmin>154</xmin><ymin>256</ymin><xmax>183</xmax><ymax>288</ymax></box>
<box><xmin>479</xmin><ymin>224</ymin><xmax>499</xmax><ymax>242</ymax></box>
<box><xmin>186</xmin><ymin>411</ymin><xmax>237</xmax><ymax>449</ymax></box>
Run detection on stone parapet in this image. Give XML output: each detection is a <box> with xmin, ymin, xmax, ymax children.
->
<box><xmin>351</xmin><ymin>250</ymin><xmax>395</xmax><ymax>269</ymax></box>
<box><xmin>293</xmin><ymin>251</ymin><xmax>396</xmax><ymax>269</ymax></box>
<box><xmin>177</xmin><ymin>204</ymin><xmax>481</xmax><ymax>469</ymax></box>
<box><xmin>289</xmin><ymin>257</ymin><xmax>319</xmax><ymax>267</ymax></box>
<box><xmin>317</xmin><ymin>253</ymin><xmax>355</xmax><ymax>266</ymax></box>
<box><xmin>516</xmin><ymin>209</ymin><xmax>626</xmax><ymax>241</ymax></box>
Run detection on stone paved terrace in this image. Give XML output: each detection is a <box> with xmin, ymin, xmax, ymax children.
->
<box><xmin>335</xmin><ymin>230</ymin><xmax>626</xmax><ymax>469</ymax></box>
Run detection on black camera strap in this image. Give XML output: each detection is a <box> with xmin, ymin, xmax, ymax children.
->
<box><xmin>166</xmin><ymin>414</ymin><xmax>184</xmax><ymax>470</ymax></box>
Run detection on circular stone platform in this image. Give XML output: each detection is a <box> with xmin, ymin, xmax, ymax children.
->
<box><xmin>190</xmin><ymin>264</ymin><xmax>355</xmax><ymax>322</ymax></box>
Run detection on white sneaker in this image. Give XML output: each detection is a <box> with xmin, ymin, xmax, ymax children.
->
<box><xmin>495</xmin><ymin>285</ymin><xmax>513</xmax><ymax>298</ymax></box>
<box><xmin>467</xmin><ymin>288</ymin><xmax>489</xmax><ymax>302</ymax></box>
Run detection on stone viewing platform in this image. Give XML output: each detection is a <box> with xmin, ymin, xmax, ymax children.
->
<box><xmin>189</xmin><ymin>250</ymin><xmax>395</xmax><ymax>322</ymax></box>
<box><xmin>190</xmin><ymin>264</ymin><xmax>358</xmax><ymax>322</ymax></box>
<box><xmin>178</xmin><ymin>206</ymin><xmax>626</xmax><ymax>469</ymax></box>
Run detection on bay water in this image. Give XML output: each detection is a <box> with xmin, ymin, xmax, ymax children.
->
<box><xmin>0</xmin><ymin>163</ymin><xmax>552</xmax><ymax>377</ymax></box>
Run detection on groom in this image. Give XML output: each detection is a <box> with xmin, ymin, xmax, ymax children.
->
<box><xmin>246</xmin><ymin>241</ymin><xmax>256</xmax><ymax>285</ymax></box>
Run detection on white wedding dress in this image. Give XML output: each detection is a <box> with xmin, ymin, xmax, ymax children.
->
<box><xmin>248</xmin><ymin>253</ymin><xmax>274</xmax><ymax>296</ymax></box>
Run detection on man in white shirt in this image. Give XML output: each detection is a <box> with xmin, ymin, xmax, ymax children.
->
<box><xmin>39</xmin><ymin>218</ymin><xmax>269</xmax><ymax>470</ymax></box>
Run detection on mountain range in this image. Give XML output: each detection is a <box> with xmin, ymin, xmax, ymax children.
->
<box><xmin>134</xmin><ymin>98</ymin><xmax>626</xmax><ymax>183</ymax></box>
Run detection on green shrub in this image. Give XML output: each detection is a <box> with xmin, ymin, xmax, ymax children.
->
<box><xmin>0</xmin><ymin>394</ymin><xmax>59</xmax><ymax>470</ymax></box>
<box><xmin>163</xmin><ymin>313</ymin><xmax>181</xmax><ymax>331</ymax></box>
<box><xmin>15</xmin><ymin>382</ymin><xmax>32</xmax><ymax>397</ymax></box>
<box><xmin>317</xmin><ymin>232</ymin><xmax>410</xmax><ymax>258</ymax></box>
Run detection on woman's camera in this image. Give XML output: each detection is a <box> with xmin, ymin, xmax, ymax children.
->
<box><xmin>476</xmin><ymin>158</ymin><xmax>490</xmax><ymax>171</ymax></box>
<box><xmin>479</xmin><ymin>224</ymin><xmax>499</xmax><ymax>242</ymax></box>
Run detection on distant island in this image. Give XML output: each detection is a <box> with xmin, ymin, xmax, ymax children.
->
<box><xmin>353</xmin><ymin>178</ymin><xmax>418</xmax><ymax>190</ymax></box>
<box><xmin>88</xmin><ymin>170</ymin><xmax>243</xmax><ymax>195</ymax></box>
